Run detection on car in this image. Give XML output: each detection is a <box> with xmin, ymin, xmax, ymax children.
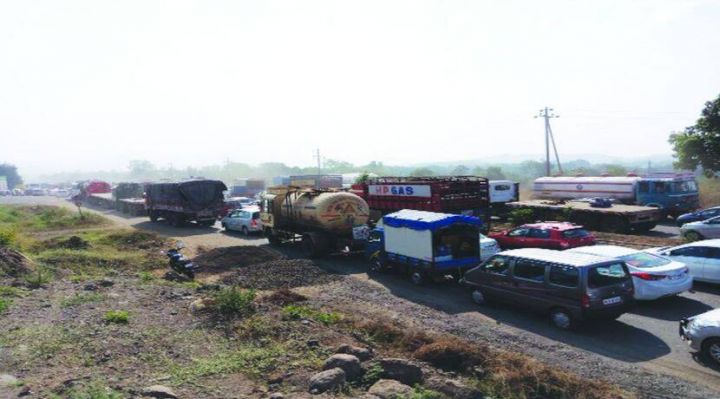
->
<box><xmin>648</xmin><ymin>240</ymin><xmax>720</xmax><ymax>283</ymax></box>
<box><xmin>220</xmin><ymin>196</ymin><xmax>255</xmax><ymax>217</ymax></box>
<box><xmin>566</xmin><ymin>245</ymin><xmax>692</xmax><ymax>300</ymax></box>
<box><xmin>680</xmin><ymin>308</ymin><xmax>720</xmax><ymax>365</ymax></box>
<box><xmin>221</xmin><ymin>206</ymin><xmax>262</xmax><ymax>235</ymax></box>
<box><xmin>489</xmin><ymin>222</ymin><xmax>595</xmax><ymax>250</ymax></box>
<box><xmin>0</xmin><ymin>189</ymin><xmax>10</xmax><ymax>196</ymax></box>
<box><xmin>479</xmin><ymin>233</ymin><xmax>501</xmax><ymax>261</ymax></box>
<box><xmin>461</xmin><ymin>248</ymin><xmax>635</xmax><ymax>330</ymax></box>
<box><xmin>676</xmin><ymin>206</ymin><xmax>720</xmax><ymax>226</ymax></box>
<box><xmin>680</xmin><ymin>215</ymin><xmax>720</xmax><ymax>241</ymax></box>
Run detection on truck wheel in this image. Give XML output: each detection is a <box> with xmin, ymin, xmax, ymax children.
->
<box><xmin>471</xmin><ymin>289</ymin><xmax>486</xmax><ymax>305</ymax></box>
<box><xmin>149</xmin><ymin>211</ymin><xmax>159</xmax><ymax>223</ymax></box>
<box><xmin>410</xmin><ymin>271</ymin><xmax>426</xmax><ymax>286</ymax></box>
<box><xmin>603</xmin><ymin>216</ymin><xmax>629</xmax><ymax>234</ymax></box>
<box><xmin>685</xmin><ymin>230</ymin><xmax>704</xmax><ymax>242</ymax></box>
<box><xmin>302</xmin><ymin>233</ymin><xmax>329</xmax><ymax>258</ymax></box>
<box><xmin>702</xmin><ymin>338</ymin><xmax>720</xmax><ymax>365</ymax></box>
<box><xmin>369</xmin><ymin>257</ymin><xmax>386</xmax><ymax>273</ymax></box>
<box><xmin>169</xmin><ymin>214</ymin><xmax>184</xmax><ymax>227</ymax></box>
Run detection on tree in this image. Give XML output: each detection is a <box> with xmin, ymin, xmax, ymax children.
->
<box><xmin>410</xmin><ymin>167</ymin><xmax>435</xmax><ymax>177</ymax></box>
<box><xmin>128</xmin><ymin>160</ymin><xmax>156</xmax><ymax>178</ymax></box>
<box><xmin>0</xmin><ymin>163</ymin><xmax>23</xmax><ymax>189</ymax></box>
<box><xmin>669</xmin><ymin>93</ymin><xmax>720</xmax><ymax>175</ymax></box>
<box><xmin>485</xmin><ymin>166</ymin><xmax>506</xmax><ymax>180</ymax></box>
<box><xmin>602</xmin><ymin>164</ymin><xmax>627</xmax><ymax>176</ymax></box>
<box><xmin>451</xmin><ymin>165</ymin><xmax>469</xmax><ymax>175</ymax></box>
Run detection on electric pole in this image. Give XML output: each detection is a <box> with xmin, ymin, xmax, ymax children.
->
<box><xmin>313</xmin><ymin>148</ymin><xmax>322</xmax><ymax>175</ymax></box>
<box><xmin>535</xmin><ymin>107</ymin><xmax>563</xmax><ymax>176</ymax></box>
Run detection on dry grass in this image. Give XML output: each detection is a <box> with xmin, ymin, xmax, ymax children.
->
<box><xmin>699</xmin><ymin>177</ymin><xmax>720</xmax><ymax>208</ymax></box>
<box><xmin>263</xmin><ymin>288</ymin><xmax>308</xmax><ymax>306</ymax></box>
<box><xmin>414</xmin><ymin>337</ymin><xmax>488</xmax><ymax>372</ymax></box>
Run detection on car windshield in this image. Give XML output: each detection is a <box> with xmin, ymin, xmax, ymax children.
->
<box><xmin>562</xmin><ymin>228</ymin><xmax>590</xmax><ymax>238</ymax></box>
<box><xmin>618</xmin><ymin>252</ymin><xmax>671</xmax><ymax>269</ymax></box>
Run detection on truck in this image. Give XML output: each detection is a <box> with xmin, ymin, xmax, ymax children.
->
<box><xmin>112</xmin><ymin>182</ymin><xmax>147</xmax><ymax>216</ymax></box>
<box><xmin>350</xmin><ymin>176</ymin><xmax>491</xmax><ymax>230</ymax></box>
<box><xmin>145</xmin><ymin>180</ymin><xmax>227</xmax><ymax>227</ymax></box>
<box><xmin>260</xmin><ymin>186</ymin><xmax>370</xmax><ymax>257</ymax></box>
<box><xmin>505</xmin><ymin>199</ymin><xmax>662</xmax><ymax>233</ymax></box>
<box><xmin>229</xmin><ymin>178</ymin><xmax>266</xmax><ymax>198</ymax></box>
<box><xmin>533</xmin><ymin>172</ymin><xmax>699</xmax><ymax>217</ymax></box>
<box><xmin>488</xmin><ymin>180</ymin><xmax>520</xmax><ymax>216</ymax></box>
<box><xmin>289</xmin><ymin>175</ymin><xmax>343</xmax><ymax>189</ymax></box>
<box><xmin>365</xmin><ymin>209</ymin><xmax>482</xmax><ymax>285</ymax></box>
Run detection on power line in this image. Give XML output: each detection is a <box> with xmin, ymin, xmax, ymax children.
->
<box><xmin>535</xmin><ymin>107</ymin><xmax>563</xmax><ymax>176</ymax></box>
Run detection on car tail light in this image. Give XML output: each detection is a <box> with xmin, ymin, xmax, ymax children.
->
<box><xmin>251</xmin><ymin>219</ymin><xmax>257</xmax><ymax>227</ymax></box>
<box><xmin>581</xmin><ymin>294</ymin><xmax>591</xmax><ymax>308</ymax></box>
<box><xmin>631</xmin><ymin>272</ymin><xmax>666</xmax><ymax>281</ymax></box>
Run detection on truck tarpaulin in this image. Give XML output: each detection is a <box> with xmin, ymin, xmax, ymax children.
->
<box><xmin>178</xmin><ymin>180</ymin><xmax>227</xmax><ymax>210</ymax></box>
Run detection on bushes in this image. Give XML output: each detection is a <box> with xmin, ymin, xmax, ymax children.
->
<box><xmin>0</xmin><ymin>298</ymin><xmax>11</xmax><ymax>314</ymax></box>
<box><xmin>282</xmin><ymin>304</ymin><xmax>342</xmax><ymax>326</ymax></box>
<box><xmin>508</xmin><ymin>208</ymin><xmax>535</xmax><ymax>226</ymax></box>
<box><xmin>213</xmin><ymin>286</ymin><xmax>256</xmax><ymax>318</ymax></box>
<box><xmin>104</xmin><ymin>310</ymin><xmax>129</xmax><ymax>324</ymax></box>
<box><xmin>0</xmin><ymin>226</ymin><xmax>18</xmax><ymax>247</ymax></box>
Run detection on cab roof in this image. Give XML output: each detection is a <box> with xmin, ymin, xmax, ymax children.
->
<box><xmin>499</xmin><ymin>248</ymin><xmax>615</xmax><ymax>267</ymax></box>
<box><xmin>566</xmin><ymin>245</ymin><xmax>639</xmax><ymax>258</ymax></box>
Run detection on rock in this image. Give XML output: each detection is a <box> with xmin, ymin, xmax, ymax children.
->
<box><xmin>308</xmin><ymin>368</ymin><xmax>345</xmax><ymax>394</ymax></box>
<box><xmin>269</xmin><ymin>394</ymin><xmax>285</xmax><ymax>399</ymax></box>
<box><xmin>189</xmin><ymin>298</ymin><xmax>215</xmax><ymax>312</ymax></box>
<box><xmin>336</xmin><ymin>344</ymin><xmax>373</xmax><ymax>361</ymax></box>
<box><xmin>306</xmin><ymin>339</ymin><xmax>320</xmax><ymax>348</ymax></box>
<box><xmin>368</xmin><ymin>379</ymin><xmax>413</xmax><ymax>399</ymax></box>
<box><xmin>98</xmin><ymin>278</ymin><xmax>114</xmax><ymax>287</ymax></box>
<box><xmin>323</xmin><ymin>354</ymin><xmax>363</xmax><ymax>380</ymax></box>
<box><xmin>17</xmin><ymin>385</ymin><xmax>31</xmax><ymax>396</ymax></box>
<box><xmin>0</xmin><ymin>374</ymin><xmax>18</xmax><ymax>386</ymax></box>
<box><xmin>141</xmin><ymin>385</ymin><xmax>178</xmax><ymax>398</ymax></box>
<box><xmin>427</xmin><ymin>377</ymin><xmax>484</xmax><ymax>399</ymax></box>
<box><xmin>83</xmin><ymin>282</ymin><xmax>98</xmax><ymax>291</ymax></box>
<box><xmin>378</xmin><ymin>358</ymin><xmax>423</xmax><ymax>385</ymax></box>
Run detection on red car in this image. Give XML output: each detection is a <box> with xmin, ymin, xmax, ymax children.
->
<box><xmin>490</xmin><ymin>222</ymin><xmax>595</xmax><ymax>250</ymax></box>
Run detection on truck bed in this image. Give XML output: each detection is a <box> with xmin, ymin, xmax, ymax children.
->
<box><xmin>508</xmin><ymin>200</ymin><xmax>659</xmax><ymax>215</ymax></box>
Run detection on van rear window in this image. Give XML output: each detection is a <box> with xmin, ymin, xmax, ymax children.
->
<box><xmin>588</xmin><ymin>263</ymin><xmax>629</xmax><ymax>288</ymax></box>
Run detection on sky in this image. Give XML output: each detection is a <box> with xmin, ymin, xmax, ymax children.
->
<box><xmin>1</xmin><ymin>0</ymin><xmax>719</xmax><ymax>178</ymax></box>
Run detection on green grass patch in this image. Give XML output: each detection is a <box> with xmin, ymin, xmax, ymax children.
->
<box><xmin>0</xmin><ymin>205</ymin><xmax>108</xmax><ymax>232</ymax></box>
<box><xmin>104</xmin><ymin>310</ymin><xmax>129</xmax><ymax>324</ymax></box>
<box><xmin>213</xmin><ymin>286</ymin><xmax>256</xmax><ymax>318</ymax></box>
<box><xmin>0</xmin><ymin>285</ymin><xmax>29</xmax><ymax>297</ymax></box>
<box><xmin>23</xmin><ymin>266</ymin><xmax>52</xmax><ymax>288</ymax></box>
<box><xmin>170</xmin><ymin>343</ymin><xmax>285</xmax><ymax>383</ymax></box>
<box><xmin>137</xmin><ymin>271</ymin><xmax>156</xmax><ymax>282</ymax></box>
<box><xmin>0</xmin><ymin>325</ymin><xmax>82</xmax><ymax>364</ymax></box>
<box><xmin>0</xmin><ymin>298</ymin><xmax>11</xmax><ymax>313</ymax></box>
<box><xmin>60</xmin><ymin>292</ymin><xmax>105</xmax><ymax>308</ymax></box>
<box><xmin>282</xmin><ymin>304</ymin><xmax>342</xmax><ymax>326</ymax></box>
<box><xmin>47</xmin><ymin>380</ymin><xmax>124</xmax><ymax>399</ymax></box>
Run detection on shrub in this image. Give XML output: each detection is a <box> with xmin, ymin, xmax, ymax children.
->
<box><xmin>0</xmin><ymin>286</ymin><xmax>28</xmax><ymax>297</ymax></box>
<box><xmin>414</xmin><ymin>337</ymin><xmax>487</xmax><ymax>372</ymax></box>
<box><xmin>509</xmin><ymin>208</ymin><xmax>535</xmax><ymax>226</ymax></box>
<box><xmin>24</xmin><ymin>266</ymin><xmax>52</xmax><ymax>288</ymax></box>
<box><xmin>282</xmin><ymin>304</ymin><xmax>342</xmax><ymax>326</ymax></box>
<box><xmin>0</xmin><ymin>226</ymin><xmax>18</xmax><ymax>247</ymax></box>
<box><xmin>0</xmin><ymin>298</ymin><xmax>11</xmax><ymax>313</ymax></box>
<box><xmin>213</xmin><ymin>286</ymin><xmax>256</xmax><ymax>318</ymax></box>
<box><xmin>355</xmin><ymin>319</ymin><xmax>433</xmax><ymax>351</ymax></box>
<box><xmin>104</xmin><ymin>310</ymin><xmax>129</xmax><ymax>324</ymax></box>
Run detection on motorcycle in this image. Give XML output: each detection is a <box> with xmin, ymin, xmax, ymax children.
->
<box><xmin>166</xmin><ymin>241</ymin><xmax>198</xmax><ymax>279</ymax></box>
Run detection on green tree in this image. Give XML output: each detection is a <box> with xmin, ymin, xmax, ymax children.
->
<box><xmin>669</xmin><ymin>93</ymin><xmax>720</xmax><ymax>175</ymax></box>
<box><xmin>128</xmin><ymin>160</ymin><xmax>156</xmax><ymax>178</ymax></box>
<box><xmin>485</xmin><ymin>166</ymin><xmax>506</xmax><ymax>180</ymax></box>
<box><xmin>0</xmin><ymin>163</ymin><xmax>22</xmax><ymax>189</ymax></box>
<box><xmin>451</xmin><ymin>165</ymin><xmax>469</xmax><ymax>175</ymax></box>
<box><xmin>602</xmin><ymin>164</ymin><xmax>627</xmax><ymax>176</ymax></box>
<box><xmin>410</xmin><ymin>167</ymin><xmax>435</xmax><ymax>177</ymax></box>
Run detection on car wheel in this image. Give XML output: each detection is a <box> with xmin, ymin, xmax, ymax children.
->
<box><xmin>369</xmin><ymin>257</ymin><xmax>385</xmax><ymax>273</ymax></box>
<box><xmin>242</xmin><ymin>226</ymin><xmax>249</xmax><ymax>236</ymax></box>
<box><xmin>471</xmin><ymin>289</ymin><xmax>486</xmax><ymax>305</ymax></box>
<box><xmin>549</xmin><ymin>308</ymin><xmax>575</xmax><ymax>330</ymax></box>
<box><xmin>221</xmin><ymin>223</ymin><xmax>227</xmax><ymax>230</ymax></box>
<box><xmin>410</xmin><ymin>271</ymin><xmax>426</xmax><ymax>286</ymax></box>
<box><xmin>703</xmin><ymin>338</ymin><xmax>720</xmax><ymax>365</ymax></box>
<box><xmin>685</xmin><ymin>230</ymin><xmax>703</xmax><ymax>242</ymax></box>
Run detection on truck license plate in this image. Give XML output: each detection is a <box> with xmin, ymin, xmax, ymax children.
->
<box><xmin>603</xmin><ymin>296</ymin><xmax>622</xmax><ymax>305</ymax></box>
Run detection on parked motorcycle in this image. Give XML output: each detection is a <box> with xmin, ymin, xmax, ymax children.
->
<box><xmin>166</xmin><ymin>241</ymin><xmax>198</xmax><ymax>279</ymax></box>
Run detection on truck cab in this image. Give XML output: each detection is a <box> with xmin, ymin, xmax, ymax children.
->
<box><xmin>365</xmin><ymin>210</ymin><xmax>482</xmax><ymax>285</ymax></box>
<box><xmin>635</xmin><ymin>173</ymin><xmax>699</xmax><ymax>216</ymax></box>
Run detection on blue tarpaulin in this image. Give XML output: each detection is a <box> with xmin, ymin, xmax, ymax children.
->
<box><xmin>382</xmin><ymin>209</ymin><xmax>482</xmax><ymax>231</ymax></box>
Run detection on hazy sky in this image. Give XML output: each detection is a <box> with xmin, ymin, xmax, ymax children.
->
<box><xmin>2</xmin><ymin>0</ymin><xmax>719</xmax><ymax>177</ymax></box>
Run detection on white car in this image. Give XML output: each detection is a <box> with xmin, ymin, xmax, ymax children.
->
<box><xmin>649</xmin><ymin>239</ymin><xmax>720</xmax><ymax>284</ymax></box>
<box><xmin>479</xmin><ymin>233</ymin><xmax>501</xmax><ymax>261</ymax></box>
<box><xmin>567</xmin><ymin>245</ymin><xmax>692</xmax><ymax>300</ymax></box>
<box><xmin>680</xmin><ymin>308</ymin><xmax>720</xmax><ymax>365</ymax></box>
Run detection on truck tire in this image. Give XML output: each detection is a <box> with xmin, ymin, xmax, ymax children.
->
<box><xmin>168</xmin><ymin>213</ymin><xmax>184</xmax><ymax>227</ymax></box>
<box><xmin>410</xmin><ymin>271</ymin><xmax>426</xmax><ymax>286</ymax></box>
<box><xmin>301</xmin><ymin>233</ymin><xmax>329</xmax><ymax>258</ymax></box>
<box><xmin>266</xmin><ymin>229</ymin><xmax>281</xmax><ymax>245</ymax></box>
<box><xmin>149</xmin><ymin>211</ymin><xmax>159</xmax><ymax>223</ymax></box>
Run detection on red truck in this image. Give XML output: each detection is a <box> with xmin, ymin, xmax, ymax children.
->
<box><xmin>350</xmin><ymin>176</ymin><xmax>490</xmax><ymax>229</ymax></box>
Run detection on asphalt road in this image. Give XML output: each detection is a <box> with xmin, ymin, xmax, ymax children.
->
<box><xmin>3</xmin><ymin>196</ymin><xmax>719</xmax><ymax>395</ymax></box>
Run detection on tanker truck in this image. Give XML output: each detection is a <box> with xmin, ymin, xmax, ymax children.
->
<box><xmin>260</xmin><ymin>187</ymin><xmax>370</xmax><ymax>257</ymax></box>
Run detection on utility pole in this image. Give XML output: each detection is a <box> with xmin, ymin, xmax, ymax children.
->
<box><xmin>313</xmin><ymin>148</ymin><xmax>322</xmax><ymax>175</ymax></box>
<box><xmin>535</xmin><ymin>107</ymin><xmax>563</xmax><ymax>176</ymax></box>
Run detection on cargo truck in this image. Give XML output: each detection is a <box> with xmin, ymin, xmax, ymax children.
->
<box><xmin>533</xmin><ymin>172</ymin><xmax>699</xmax><ymax>217</ymax></box>
<box><xmin>229</xmin><ymin>178</ymin><xmax>266</xmax><ymax>198</ymax></box>
<box><xmin>365</xmin><ymin>210</ymin><xmax>482</xmax><ymax>285</ymax></box>
<box><xmin>350</xmin><ymin>176</ymin><xmax>491</xmax><ymax>230</ymax></box>
<box><xmin>145</xmin><ymin>180</ymin><xmax>227</xmax><ymax>227</ymax></box>
<box><xmin>260</xmin><ymin>187</ymin><xmax>370</xmax><ymax>257</ymax></box>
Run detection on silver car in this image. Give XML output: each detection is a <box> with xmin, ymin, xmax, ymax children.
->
<box><xmin>681</xmin><ymin>216</ymin><xmax>720</xmax><ymax>241</ymax></box>
<box><xmin>221</xmin><ymin>207</ymin><xmax>263</xmax><ymax>235</ymax></box>
<box><xmin>680</xmin><ymin>308</ymin><xmax>720</xmax><ymax>365</ymax></box>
